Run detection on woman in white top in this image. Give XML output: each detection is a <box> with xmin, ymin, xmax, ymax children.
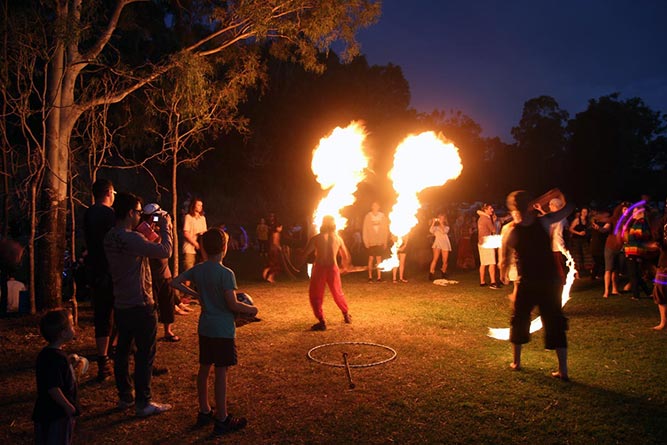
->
<box><xmin>429</xmin><ymin>213</ymin><xmax>452</xmax><ymax>280</ymax></box>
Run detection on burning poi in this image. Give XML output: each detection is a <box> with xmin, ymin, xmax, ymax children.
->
<box><xmin>379</xmin><ymin>131</ymin><xmax>463</xmax><ymax>271</ymax></box>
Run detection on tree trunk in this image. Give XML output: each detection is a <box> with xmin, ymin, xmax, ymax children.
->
<box><xmin>171</xmin><ymin>151</ymin><xmax>179</xmax><ymax>276</ymax></box>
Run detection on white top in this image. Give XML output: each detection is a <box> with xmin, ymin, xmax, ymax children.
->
<box><xmin>183</xmin><ymin>214</ymin><xmax>208</xmax><ymax>254</ymax></box>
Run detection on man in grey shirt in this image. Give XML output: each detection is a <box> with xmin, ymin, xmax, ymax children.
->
<box><xmin>104</xmin><ymin>192</ymin><xmax>173</xmax><ymax>417</ymax></box>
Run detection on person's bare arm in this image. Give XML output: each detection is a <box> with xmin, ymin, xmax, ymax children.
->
<box><xmin>48</xmin><ymin>387</ymin><xmax>77</xmax><ymax>417</ymax></box>
<box><xmin>171</xmin><ymin>272</ymin><xmax>200</xmax><ymax>298</ymax></box>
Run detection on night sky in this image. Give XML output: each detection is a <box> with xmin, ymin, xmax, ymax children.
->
<box><xmin>357</xmin><ymin>0</ymin><xmax>667</xmax><ymax>141</ymax></box>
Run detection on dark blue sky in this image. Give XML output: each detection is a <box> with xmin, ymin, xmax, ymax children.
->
<box><xmin>357</xmin><ymin>0</ymin><xmax>667</xmax><ymax>141</ymax></box>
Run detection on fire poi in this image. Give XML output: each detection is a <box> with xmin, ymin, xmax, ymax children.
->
<box><xmin>378</xmin><ymin>131</ymin><xmax>463</xmax><ymax>272</ymax></box>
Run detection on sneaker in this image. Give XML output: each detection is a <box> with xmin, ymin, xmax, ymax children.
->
<box><xmin>136</xmin><ymin>402</ymin><xmax>172</xmax><ymax>418</ymax></box>
<box><xmin>489</xmin><ymin>283</ymin><xmax>501</xmax><ymax>290</ymax></box>
<box><xmin>368</xmin><ymin>278</ymin><xmax>373</xmax><ymax>283</ymax></box>
<box><xmin>96</xmin><ymin>356</ymin><xmax>113</xmax><ymax>382</ymax></box>
<box><xmin>429</xmin><ymin>273</ymin><xmax>435</xmax><ymax>281</ymax></box>
<box><xmin>343</xmin><ymin>313</ymin><xmax>352</xmax><ymax>324</ymax></box>
<box><xmin>213</xmin><ymin>415</ymin><xmax>247</xmax><ymax>435</ymax></box>
<box><xmin>310</xmin><ymin>321</ymin><xmax>327</xmax><ymax>331</ymax></box>
<box><xmin>479</xmin><ymin>283</ymin><xmax>487</xmax><ymax>287</ymax></box>
<box><xmin>117</xmin><ymin>398</ymin><xmax>135</xmax><ymax>410</ymax></box>
<box><xmin>196</xmin><ymin>409</ymin><xmax>216</xmax><ymax>427</ymax></box>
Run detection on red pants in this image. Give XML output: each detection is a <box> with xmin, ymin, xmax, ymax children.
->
<box><xmin>309</xmin><ymin>264</ymin><xmax>348</xmax><ymax>321</ymax></box>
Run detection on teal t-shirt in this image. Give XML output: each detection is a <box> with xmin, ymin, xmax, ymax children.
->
<box><xmin>181</xmin><ymin>261</ymin><xmax>237</xmax><ymax>338</ymax></box>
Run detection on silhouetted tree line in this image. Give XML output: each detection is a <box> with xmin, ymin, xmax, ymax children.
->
<box><xmin>1</xmin><ymin>1</ymin><xmax>665</xmax><ymax>309</ymax></box>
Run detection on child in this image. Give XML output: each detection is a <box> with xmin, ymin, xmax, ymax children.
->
<box><xmin>32</xmin><ymin>309</ymin><xmax>82</xmax><ymax>445</ymax></box>
<box><xmin>171</xmin><ymin>228</ymin><xmax>258</xmax><ymax>436</ymax></box>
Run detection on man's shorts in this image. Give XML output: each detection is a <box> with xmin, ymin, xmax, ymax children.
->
<box><xmin>478</xmin><ymin>245</ymin><xmax>496</xmax><ymax>266</ymax></box>
<box><xmin>199</xmin><ymin>335</ymin><xmax>238</xmax><ymax>367</ymax></box>
<box><xmin>91</xmin><ymin>273</ymin><xmax>114</xmax><ymax>338</ymax></box>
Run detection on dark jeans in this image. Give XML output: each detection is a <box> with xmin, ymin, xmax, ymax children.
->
<box><xmin>114</xmin><ymin>305</ymin><xmax>157</xmax><ymax>407</ymax></box>
<box><xmin>626</xmin><ymin>256</ymin><xmax>651</xmax><ymax>299</ymax></box>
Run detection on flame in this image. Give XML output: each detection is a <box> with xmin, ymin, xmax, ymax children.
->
<box><xmin>487</xmin><ymin>249</ymin><xmax>576</xmax><ymax>341</ymax></box>
<box><xmin>311</xmin><ymin>121</ymin><xmax>369</xmax><ymax>231</ymax></box>
<box><xmin>378</xmin><ymin>131</ymin><xmax>463</xmax><ymax>271</ymax></box>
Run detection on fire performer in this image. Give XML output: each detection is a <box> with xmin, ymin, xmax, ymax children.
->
<box><xmin>301</xmin><ymin>215</ymin><xmax>352</xmax><ymax>331</ymax></box>
<box><xmin>499</xmin><ymin>190</ymin><xmax>573</xmax><ymax>381</ymax></box>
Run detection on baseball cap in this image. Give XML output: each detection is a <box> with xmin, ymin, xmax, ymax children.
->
<box><xmin>142</xmin><ymin>203</ymin><xmax>163</xmax><ymax>215</ymax></box>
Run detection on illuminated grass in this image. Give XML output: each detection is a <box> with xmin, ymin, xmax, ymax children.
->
<box><xmin>1</xmin><ymin>269</ymin><xmax>665</xmax><ymax>444</ymax></box>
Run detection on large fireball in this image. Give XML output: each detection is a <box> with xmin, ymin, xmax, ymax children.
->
<box><xmin>311</xmin><ymin>121</ymin><xmax>369</xmax><ymax>231</ymax></box>
<box><xmin>380</xmin><ymin>131</ymin><xmax>463</xmax><ymax>271</ymax></box>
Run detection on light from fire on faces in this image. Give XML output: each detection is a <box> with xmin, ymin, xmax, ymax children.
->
<box><xmin>379</xmin><ymin>131</ymin><xmax>463</xmax><ymax>271</ymax></box>
<box><xmin>311</xmin><ymin>121</ymin><xmax>369</xmax><ymax>233</ymax></box>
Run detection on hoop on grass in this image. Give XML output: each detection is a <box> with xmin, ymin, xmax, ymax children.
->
<box><xmin>307</xmin><ymin>341</ymin><xmax>397</xmax><ymax>368</ymax></box>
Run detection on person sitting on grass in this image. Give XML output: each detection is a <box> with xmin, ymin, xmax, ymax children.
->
<box><xmin>171</xmin><ymin>228</ymin><xmax>258</xmax><ymax>436</ymax></box>
<box><xmin>32</xmin><ymin>309</ymin><xmax>82</xmax><ymax>445</ymax></box>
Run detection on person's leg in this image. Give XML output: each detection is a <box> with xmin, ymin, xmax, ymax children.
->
<box><xmin>367</xmin><ymin>255</ymin><xmax>374</xmax><ymax>280</ymax></box>
<box><xmin>654</xmin><ymin>304</ymin><xmax>667</xmax><ymax>330</ymax></box>
<box><xmin>479</xmin><ymin>264</ymin><xmax>486</xmax><ymax>284</ymax></box>
<box><xmin>511</xmin><ymin>343</ymin><xmax>521</xmax><ymax>370</ymax></box>
<box><xmin>113</xmin><ymin>309</ymin><xmax>134</xmax><ymax>404</ymax></box>
<box><xmin>429</xmin><ymin>248</ymin><xmax>439</xmax><ymax>274</ymax></box>
<box><xmin>134</xmin><ymin>306</ymin><xmax>158</xmax><ymax>408</ymax></box>
<box><xmin>489</xmin><ymin>264</ymin><xmax>497</xmax><ymax>284</ymax></box>
<box><xmin>555</xmin><ymin>347</ymin><xmax>568</xmax><ymax>379</ymax></box>
<box><xmin>441</xmin><ymin>250</ymin><xmax>450</xmax><ymax>275</ymax></box>
<box><xmin>309</xmin><ymin>265</ymin><xmax>327</xmax><ymax>323</ymax></box>
<box><xmin>213</xmin><ymin>366</ymin><xmax>229</xmax><ymax>421</ymax></box>
<box><xmin>197</xmin><ymin>363</ymin><xmax>213</xmax><ymax>413</ymax></box>
<box><xmin>603</xmin><ymin>270</ymin><xmax>611</xmax><ymax>297</ymax></box>
<box><xmin>327</xmin><ymin>266</ymin><xmax>349</xmax><ymax>318</ymax></box>
<box><xmin>375</xmin><ymin>256</ymin><xmax>382</xmax><ymax>280</ymax></box>
<box><xmin>399</xmin><ymin>253</ymin><xmax>407</xmax><ymax>281</ymax></box>
<box><xmin>611</xmin><ymin>271</ymin><xmax>619</xmax><ymax>294</ymax></box>
<box><xmin>627</xmin><ymin>257</ymin><xmax>641</xmax><ymax>299</ymax></box>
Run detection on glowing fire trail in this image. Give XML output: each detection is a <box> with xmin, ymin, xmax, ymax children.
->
<box><xmin>378</xmin><ymin>132</ymin><xmax>463</xmax><ymax>271</ymax></box>
<box><xmin>487</xmin><ymin>249</ymin><xmax>576</xmax><ymax>340</ymax></box>
<box><xmin>311</xmin><ymin>121</ymin><xmax>369</xmax><ymax>232</ymax></box>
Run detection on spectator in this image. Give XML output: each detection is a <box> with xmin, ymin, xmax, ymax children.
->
<box><xmin>182</xmin><ymin>197</ymin><xmax>207</xmax><ymax>273</ymax></box>
<box><xmin>429</xmin><ymin>213</ymin><xmax>452</xmax><ymax>280</ymax></box>
<box><xmin>104</xmin><ymin>192</ymin><xmax>173</xmax><ymax>417</ymax></box>
<box><xmin>362</xmin><ymin>202</ymin><xmax>389</xmax><ymax>283</ymax></box>
<box><xmin>477</xmin><ymin>204</ymin><xmax>501</xmax><ymax>289</ymax></box>
<box><xmin>171</xmin><ymin>229</ymin><xmax>258</xmax><ymax>436</ymax></box>
<box><xmin>82</xmin><ymin>178</ymin><xmax>116</xmax><ymax>382</ymax></box>
<box><xmin>32</xmin><ymin>309</ymin><xmax>81</xmax><ymax>445</ymax></box>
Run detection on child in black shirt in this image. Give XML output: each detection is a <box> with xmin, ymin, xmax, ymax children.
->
<box><xmin>32</xmin><ymin>309</ymin><xmax>82</xmax><ymax>445</ymax></box>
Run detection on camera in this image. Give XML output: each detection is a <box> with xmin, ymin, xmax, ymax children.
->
<box><xmin>152</xmin><ymin>215</ymin><xmax>159</xmax><ymax>222</ymax></box>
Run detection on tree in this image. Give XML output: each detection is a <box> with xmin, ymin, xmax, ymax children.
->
<box><xmin>4</xmin><ymin>0</ymin><xmax>380</xmax><ymax>308</ymax></box>
<box><xmin>511</xmin><ymin>96</ymin><xmax>569</xmax><ymax>192</ymax></box>
<box><xmin>567</xmin><ymin>93</ymin><xmax>666</xmax><ymax>203</ymax></box>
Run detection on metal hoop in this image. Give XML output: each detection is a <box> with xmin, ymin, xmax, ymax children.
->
<box><xmin>307</xmin><ymin>341</ymin><xmax>397</xmax><ymax>368</ymax></box>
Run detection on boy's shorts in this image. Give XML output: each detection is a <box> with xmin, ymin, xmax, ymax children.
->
<box><xmin>199</xmin><ymin>335</ymin><xmax>237</xmax><ymax>367</ymax></box>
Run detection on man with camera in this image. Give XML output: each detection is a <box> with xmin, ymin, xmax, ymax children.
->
<box><xmin>104</xmin><ymin>192</ymin><xmax>173</xmax><ymax>417</ymax></box>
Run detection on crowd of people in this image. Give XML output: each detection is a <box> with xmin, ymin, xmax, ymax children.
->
<box><xmin>11</xmin><ymin>178</ymin><xmax>667</xmax><ymax>444</ymax></box>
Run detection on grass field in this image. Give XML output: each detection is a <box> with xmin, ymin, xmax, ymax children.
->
<box><xmin>1</xmin><ymin>265</ymin><xmax>666</xmax><ymax>444</ymax></box>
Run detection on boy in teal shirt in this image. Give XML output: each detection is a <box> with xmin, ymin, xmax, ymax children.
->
<box><xmin>172</xmin><ymin>228</ymin><xmax>258</xmax><ymax>436</ymax></box>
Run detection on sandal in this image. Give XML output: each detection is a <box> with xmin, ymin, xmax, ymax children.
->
<box><xmin>164</xmin><ymin>334</ymin><xmax>181</xmax><ymax>342</ymax></box>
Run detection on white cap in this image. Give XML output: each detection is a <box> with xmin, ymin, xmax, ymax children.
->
<box><xmin>142</xmin><ymin>203</ymin><xmax>162</xmax><ymax>215</ymax></box>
